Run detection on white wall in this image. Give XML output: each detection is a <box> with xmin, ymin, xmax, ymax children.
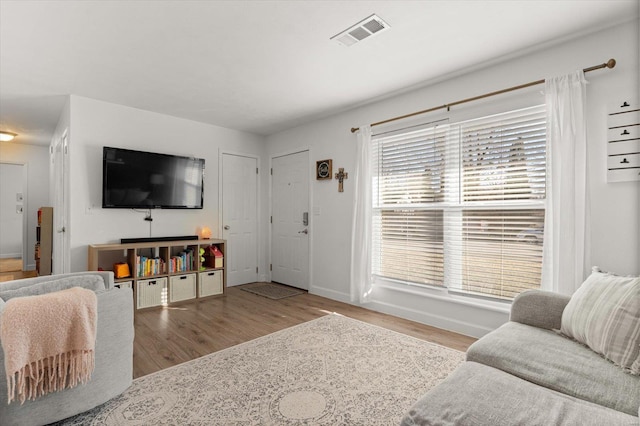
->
<box><xmin>66</xmin><ymin>95</ymin><xmax>266</xmax><ymax>273</ymax></box>
<box><xmin>266</xmin><ymin>19</ymin><xmax>640</xmax><ymax>337</ymax></box>
<box><xmin>55</xmin><ymin>19</ymin><xmax>638</xmax><ymax>337</ymax></box>
<box><xmin>0</xmin><ymin>142</ymin><xmax>50</xmax><ymax>269</ymax></box>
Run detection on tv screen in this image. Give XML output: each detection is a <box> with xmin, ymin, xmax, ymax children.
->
<box><xmin>102</xmin><ymin>147</ymin><xmax>204</xmax><ymax>209</ymax></box>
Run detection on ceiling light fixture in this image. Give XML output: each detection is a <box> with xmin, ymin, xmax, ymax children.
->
<box><xmin>331</xmin><ymin>14</ymin><xmax>390</xmax><ymax>47</ymax></box>
<box><xmin>0</xmin><ymin>131</ymin><xmax>17</xmax><ymax>142</ymax></box>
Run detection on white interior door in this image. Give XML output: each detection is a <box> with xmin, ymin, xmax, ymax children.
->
<box><xmin>51</xmin><ymin>133</ymin><xmax>69</xmax><ymax>274</ymax></box>
<box><xmin>0</xmin><ymin>163</ymin><xmax>24</xmax><ymax>262</ymax></box>
<box><xmin>271</xmin><ymin>150</ymin><xmax>309</xmax><ymax>290</ymax></box>
<box><xmin>222</xmin><ymin>153</ymin><xmax>258</xmax><ymax>286</ymax></box>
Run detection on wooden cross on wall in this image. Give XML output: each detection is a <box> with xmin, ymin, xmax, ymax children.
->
<box><xmin>335</xmin><ymin>167</ymin><xmax>348</xmax><ymax>192</ymax></box>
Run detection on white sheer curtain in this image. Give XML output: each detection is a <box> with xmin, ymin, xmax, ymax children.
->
<box><xmin>350</xmin><ymin>125</ymin><xmax>373</xmax><ymax>303</ymax></box>
<box><xmin>542</xmin><ymin>71</ymin><xmax>591</xmax><ymax>295</ymax></box>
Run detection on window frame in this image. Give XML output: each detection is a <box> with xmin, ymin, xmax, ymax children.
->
<box><xmin>371</xmin><ymin>105</ymin><xmax>546</xmax><ymax>301</ymax></box>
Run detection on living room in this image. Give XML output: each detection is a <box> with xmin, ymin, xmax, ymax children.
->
<box><xmin>0</xmin><ymin>1</ymin><xmax>638</xmax><ymax>425</ymax></box>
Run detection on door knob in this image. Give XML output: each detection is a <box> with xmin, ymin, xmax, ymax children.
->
<box><xmin>298</xmin><ymin>229</ymin><xmax>308</xmax><ymax>234</ymax></box>
<box><xmin>224</xmin><ymin>225</ymin><xmax>230</xmax><ymax>230</ymax></box>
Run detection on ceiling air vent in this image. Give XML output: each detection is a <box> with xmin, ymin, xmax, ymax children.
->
<box><xmin>331</xmin><ymin>14</ymin><xmax>390</xmax><ymax>47</ymax></box>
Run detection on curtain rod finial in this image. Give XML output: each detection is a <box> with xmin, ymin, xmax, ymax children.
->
<box><xmin>351</xmin><ymin>127</ymin><xmax>359</xmax><ymax>133</ymax></box>
<box><xmin>606</xmin><ymin>59</ymin><xmax>616</xmax><ymax>69</ymax></box>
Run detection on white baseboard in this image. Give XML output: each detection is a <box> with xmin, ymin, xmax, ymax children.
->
<box><xmin>309</xmin><ymin>285</ymin><xmax>351</xmax><ymax>304</ymax></box>
<box><xmin>0</xmin><ymin>253</ymin><xmax>21</xmax><ymax>259</ymax></box>
<box><xmin>366</xmin><ymin>299</ymin><xmax>494</xmax><ymax>338</ymax></box>
<box><xmin>309</xmin><ymin>284</ymin><xmax>503</xmax><ymax>338</ymax></box>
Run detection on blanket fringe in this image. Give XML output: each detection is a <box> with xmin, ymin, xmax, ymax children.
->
<box><xmin>6</xmin><ymin>349</ymin><xmax>95</xmax><ymax>404</ymax></box>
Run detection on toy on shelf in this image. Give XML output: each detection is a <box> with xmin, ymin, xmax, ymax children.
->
<box><xmin>199</xmin><ymin>247</ymin><xmax>206</xmax><ymax>271</ymax></box>
<box><xmin>204</xmin><ymin>245</ymin><xmax>224</xmax><ymax>269</ymax></box>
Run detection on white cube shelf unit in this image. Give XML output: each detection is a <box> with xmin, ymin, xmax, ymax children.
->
<box><xmin>88</xmin><ymin>238</ymin><xmax>226</xmax><ymax>311</ymax></box>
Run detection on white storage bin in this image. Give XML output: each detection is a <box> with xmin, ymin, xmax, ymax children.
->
<box><xmin>198</xmin><ymin>270</ymin><xmax>223</xmax><ymax>297</ymax></box>
<box><xmin>137</xmin><ymin>277</ymin><xmax>167</xmax><ymax>309</ymax></box>
<box><xmin>115</xmin><ymin>280</ymin><xmax>133</xmax><ymax>290</ymax></box>
<box><xmin>170</xmin><ymin>273</ymin><xmax>197</xmax><ymax>302</ymax></box>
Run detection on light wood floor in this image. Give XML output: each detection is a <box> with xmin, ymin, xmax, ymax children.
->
<box><xmin>0</xmin><ymin>271</ymin><xmax>477</xmax><ymax>378</ymax></box>
<box><xmin>0</xmin><ymin>257</ymin><xmax>22</xmax><ymax>272</ymax></box>
<box><xmin>133</xmin><ymin>283</ymin><xmax>476</xmax><ymax>379</ymax></box>
<box><xmin>0</xmin><ymin>259</ymin><xmax>37</xmax><ymax>282</ymax></box>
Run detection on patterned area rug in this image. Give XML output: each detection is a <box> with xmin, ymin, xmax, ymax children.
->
<box><xmin>56</xmin><ymin>314</ymin><xmax>464</xmax><ymax>425</ymax></box>
<box><xmin>240</xmin><ymin>283</ymin><xmax>305</xmax><ymax>299</ymax></box>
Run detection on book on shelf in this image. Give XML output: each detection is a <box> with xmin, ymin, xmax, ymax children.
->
<box><xmin>169</xmin><ymin>249</ymin><xmax>194</xmax><ymax>273</ymax></box>
<box><xmin>136</xmin><ymin>256</ymin><xmax>166</xmax><ymax>277</ymax></box>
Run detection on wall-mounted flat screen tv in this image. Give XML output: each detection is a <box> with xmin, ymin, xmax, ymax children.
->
<box><xmin>102</xmin><ymin>146</ymin><xmax>205</xmax><ymax>209</ymax></box>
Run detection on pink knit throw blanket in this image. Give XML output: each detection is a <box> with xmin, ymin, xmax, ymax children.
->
<box><xmin>1</xmin><ymin>286</ymin><xmax>97</xmax><ymax>404</ymax></box>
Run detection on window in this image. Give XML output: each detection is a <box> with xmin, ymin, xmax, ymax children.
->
<box><xmin>372</xmin><ymin>106</ymin><xmax>546</xmax><ymax>300</ymax></box>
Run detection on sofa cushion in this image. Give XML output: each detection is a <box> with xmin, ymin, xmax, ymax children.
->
<box><xmin>561</xmin><ymin>268</ymin><xmax>640</xmax><ymax>375</ymax></box>
<box><xmin>466</xmin><ymin>321</ymin><xmax>640</xmax><ymax>416</ymax></box>
<box><xmin>400</xmin><ymin>361</ymin><xmax>637</xmax><ymax>426</ymax></box>
<box><xmin>0</xmin><ymin>274</ymin><xmax>106</xmax><ymax>302</ymax></box>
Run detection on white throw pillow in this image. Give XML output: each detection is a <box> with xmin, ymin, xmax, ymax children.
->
<box><xmin>561</xmin><ymin>267</ymin><xmax>640</xmax><ymax>375</ymax></box>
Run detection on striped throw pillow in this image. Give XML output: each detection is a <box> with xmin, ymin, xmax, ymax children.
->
<box><xmin>561</xmin><ymin>268</ymin><xmax>640</xmax><ymax>375</ymax></box>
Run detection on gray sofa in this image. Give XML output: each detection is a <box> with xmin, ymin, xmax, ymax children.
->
<box><xmin>401</xmin><ymin>290</ymin><xmax>640</xmax><ymax>425</ymax></box>
<box><xmin>0</xmin><ymin>271</ymin><xmax>134</xmax><ymax>426</ymax></box>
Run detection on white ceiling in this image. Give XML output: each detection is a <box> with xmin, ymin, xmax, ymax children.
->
<box><xmin>0</xmin><ymin>0</ymin><xmax>637</xmax><ymax>146</ymax></box>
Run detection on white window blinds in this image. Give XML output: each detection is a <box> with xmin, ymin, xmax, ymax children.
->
<box><xmin>372</xmin><ymin>125</ymin><xmax>448</xmax><ymax>286</ymax></box>
<box><xmin>372</xmin><ymin>105</ymin><xmax>546</xmax><ymax>300</ymax></box>
<box><xmin>460</xmin><ymin>110</ymin><xmax>546</xmax><ymax>202</ymax></box>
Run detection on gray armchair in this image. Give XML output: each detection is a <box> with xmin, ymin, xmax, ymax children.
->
<box><xmin>0</xmin><ymin>271</ymin><xmax>134</xmax><ymax>426</ymax></box>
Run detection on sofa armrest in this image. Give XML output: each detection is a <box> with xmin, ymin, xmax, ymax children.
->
<box><xmin>510</xmin><ymin>290</ymin><xmax>571</xmax><ymax>330</ymax></box>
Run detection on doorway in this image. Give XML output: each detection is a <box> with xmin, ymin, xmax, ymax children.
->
<box><xmin>270</xmin><ymin>150</ymin><xmax>310</xmax><ymax>290</ymax></box>
<box><xmin>0</xmin><ymin>163</ymin><xmax>26</xmax><ymax>273</ymax></box>
<box><xmin>221</xmin><ymin>153</ymin><xmax>259</xmax><ymax>286</ymax></box>
<box><xmin>51</xmin><ymin>132</ymin><xmax>70</xmax><ymax>274</ymax></box>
